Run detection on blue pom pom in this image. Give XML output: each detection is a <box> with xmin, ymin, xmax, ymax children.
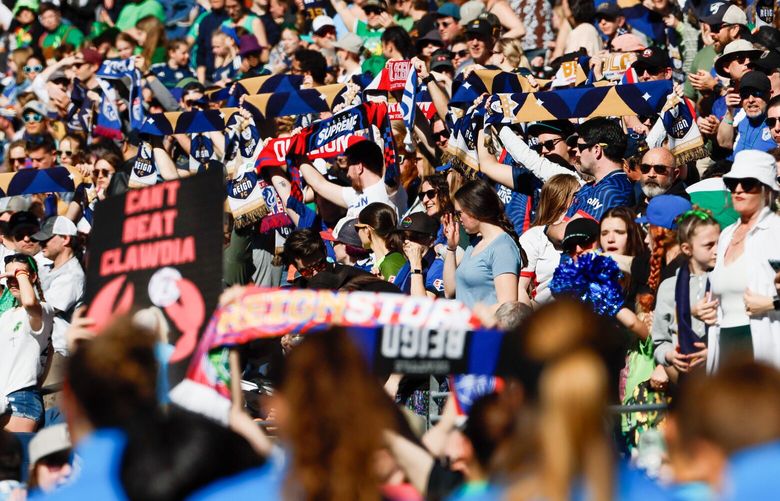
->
<box><xmin>550</xmin><ymin>253</ymin><xmax>624</xmax><ymax>317</ymax></box>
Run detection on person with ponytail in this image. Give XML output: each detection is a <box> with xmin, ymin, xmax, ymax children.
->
<box><xmin>356</xmin><ymin>202</ymin><xmax>407</xmax><ymax>282</ymax></box>
<box><xmin>653</xmin><ymin>209</ymin><xmax>720</xmax><ymax>379</ymax></box>
<box><xmin>0</xmin><ymin>253</ymin><xmax>54</xmax><ymax>432</ymax></box>
<box><xmin>442</xmin><ymin>179</ymin><xmax>522</xmax><ymax>310</ymax></box>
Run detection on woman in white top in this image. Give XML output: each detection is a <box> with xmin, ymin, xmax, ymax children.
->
<box><xmin>704</xmin><ymin>150</ymin><xmax>780</xmax><ymax>369</ymax></box>
<box><xmin>0</xmin><ymin>253</ymin><xmax>54</xmax><ymax>432</ymax></box>
<box><xmin>518</xmin><ymin>174</ymin><xmax>580</xmax><ymax>308</ymax></box>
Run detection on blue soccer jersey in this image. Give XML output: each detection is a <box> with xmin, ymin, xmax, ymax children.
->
<box><xmin>566</xmin><ymin>169</ymin><xmax>634</xmax><ymax>221</ymax></box>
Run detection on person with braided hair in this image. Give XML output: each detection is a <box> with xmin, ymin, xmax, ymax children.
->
<box><xmin>0</xmin><ymin>253</ymin><xmax>55</xmax><ymax>433</ymax></box>
<box><xmin>442</xmin><ymin>179</ymin><xmax>522</xmax><ymax>311</ymax></box>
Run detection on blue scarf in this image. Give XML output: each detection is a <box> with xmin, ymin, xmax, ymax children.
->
<box><xmin>674</xmin><ymin>264</ymin><xmax>709</xmax><ymax>355</ymax></box>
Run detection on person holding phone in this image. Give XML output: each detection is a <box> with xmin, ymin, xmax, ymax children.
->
<box><xmin>704</xmin><ymin>151</ymin><xmax>780</xmax><ymax>369</ymax></box>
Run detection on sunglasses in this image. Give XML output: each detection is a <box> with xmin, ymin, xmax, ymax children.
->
<box><xmin>4</xmin><ymin>253</ymin><xmax>38</xmax><ymax>273</ymax></box>
<box><xmin>576</xmin><ymin>141</ymin><xmax>606</xmax><ymax>152</ymax></box>
<box><xmin>58</xmin><ymin>149</ymin><xmax>73</xmax><ymax>157</ymax></box>
<box><xmin>364</xmin><ymin>7</ymin><xmax>383</xmax><ymax>15</ymax></box>
<box><xmin>531</xmin><ymin>137</ymin><xmax>563</xmax><ymax>153</ymax></box>
<box><xmin>453</xmin><ymin>49</ymin><xmax>468</xmax><ymax>58</ymax></box>
<box><xmin>766</xmin><ymin>117</ymin><xmax>780</xmax><ymax>128</ymax></box>
<box><xmin>740</xmin><ymin>88</ymin><xmax>765</xmax><ymax>100</ymax></box>
<box><xmin>23</xmin><ymin>112</ymin><xmax>43</xmax><ymax>123</ymax></box>
<box><xmin>724</xmin><ymin>177</ymin><xmax>762</xmax><ymax>193</ymax></box>
<box><xmin>437</xmin><ymin>20</ymin><xmax>452</xmax><ymax>28</ymax></box>
<box><xmin>708</xmin><ymin>23</ymin><xmax>733</xmax><ymax>32</ymax></box>
<box><xmin>23</xmin><ymin>64</ymin><xmax>43</xmax><ymax>73</ymax></box>
<box><xmin>10</xmin><ymin>157</ymin><xmax>26</xmax><ymax>164</ymax></box>
<box><xmin>435</xmin><ymin>130</ymin><xmax>449</xmax><ymax>141</ymax></box>
<box><xmin>418</xmin><ymin>189</ymin><xmax>438</xmax><ymax>201</ymax></box>
<box><xmin>639</xmin><ymin>163</ymin><xmax>670</xmax><ymax>175</ymax></box>
<box><xmin>297</xmin><ymin>258</ymin><xmax>327</xmax><ymax>278</ymax></box>
<box><xmin>633</xmin><ymin>64</ymin><xmax>663</xmax><ymax>76</ymax></box>
<box><xmin>93</xmin><ymin>168</ymin><xmax>112</xmax><ymax>177</ymax></box>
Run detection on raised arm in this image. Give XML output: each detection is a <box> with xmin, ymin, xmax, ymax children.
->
<box><xmin>496</xmin><ymin>126</ymin><xmax>584</xmax><ymax>184</ymax></box>
<box><xmin>477</xmin><ymin>129</ymin><xmax>514</xmax><ymax>188</ymax></box>
<box><xmin>299</xmin><ymin>162</ymin><xmax>348</xmax><ymax>208</ymax></box>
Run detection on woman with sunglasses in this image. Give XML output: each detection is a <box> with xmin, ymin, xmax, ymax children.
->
<box><xmin>3</xmin><ymin>140</ymin><xmax>27</xmax><ymax>173</ymax></box>
<box><xmin>707</xmin><ymin>150</ymin><xmax>780</xmax><ymax>367</ymax></box>
<box><xmin>0</xmin><ymin>253</ymin><xmax>55</xmax><ymax>433</ymax></box>
<box><xmin>56</xmin><ymin>135</ymin><xmax>82</xmax><ymax>168</ymax></box>
<box><xmin>442</xmin><ymin>179</ymin><xmax>522</xmax><ymax>311</ymax></box>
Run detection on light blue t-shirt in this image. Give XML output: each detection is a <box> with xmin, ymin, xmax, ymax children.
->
<box><xmin>732</xmin><ymin>113</ymin><xmax>776</xmax><ymax>159</ymax></box>
<box><xmin>455</xmin><ymin>233</ymin><xmax>521</xmax><ymax>309</ymax></box>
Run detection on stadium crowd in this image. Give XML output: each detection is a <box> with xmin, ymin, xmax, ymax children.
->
<box><xmin>1</xmin><ymin>0</ymin><xmax>780</xmax><ymax>499</ymax></box>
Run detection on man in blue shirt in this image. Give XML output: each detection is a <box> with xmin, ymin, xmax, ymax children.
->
<box><xmin>718</xmin><ymin>70</ymin><xmax>776</xmax><ymax>158</ymax></box>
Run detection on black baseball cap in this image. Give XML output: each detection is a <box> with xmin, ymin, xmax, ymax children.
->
<box><xmin>527</xmin><ymin>120</ymin><xmax>575</xmax><ymax>138</ymax></box>
<box><xmin>8</xmin><ymin>211</ymin><xmax>40</xmax><ymax>237</ymax></box>
<box><xmin>399</xmin><ymin>212</ymin><xmax>439</xmax><ymax>236</ymax></box>
<box><xmin>753</xmin><ymin>50</ymin><xmax>780</xmax><ymax>75</ymax></box>
<box><xmin>595</xmin><ymin>2</ymin><xmax>622</xmax><ymax>20</ymax></box>
<box><xmin>740</xmin><ymin>70</ymin><xmax>771</xmax><ymax>95</ymax></box>
<box><xmin>430</xmin><ymin>49</ymin><xmax>454</xmax><ymax>72</ymax></box>
<box><xmin>464</xmin><ymin>19</ymin><xmax>492</xmax><ymax>39</ymax></box>
<box><xmin>634</xmin><ymin>46</ymin><xmax>671</xmax><ymax>70</ymax></box>
<box><xmin>561</xmin><ymin>218</ymin><xmax>600</xmax><ymax>253</ymax></box>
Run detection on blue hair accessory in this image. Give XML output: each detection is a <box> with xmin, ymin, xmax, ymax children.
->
<box><xmin>549</xmin><ymin>252</ymin><xmax>624</xmax><ymax>317</ymax></box>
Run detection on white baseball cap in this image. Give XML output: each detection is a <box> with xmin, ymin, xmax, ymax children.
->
<box><xmin>312</xmin><ymin>15</ymin><xmax>335</xmax><ymax>34</ymax></box>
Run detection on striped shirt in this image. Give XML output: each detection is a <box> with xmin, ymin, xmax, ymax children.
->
<box><xmin>566</xmin><ymin>169</ymin><xmax>634</xmax><ymax>221</ymax></box>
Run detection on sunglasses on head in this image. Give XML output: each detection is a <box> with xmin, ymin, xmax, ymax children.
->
<box><xmin>23</xmin><ymin>64</ymin><xmax>43</xmax><ymax>73</ymax></box>
<box><xmin>531</xmin><ymin>137</ymin><xmax>563</xmax><ymax>153</ymax></box>
<box><xmin>453</xmin><ymin>49</ymin><xmax>468</xmax><ymax>58</ymax></box>
<box><xmin>639</xmin><ymin>163</ymin><xmax>670</xmax><ymax>175</ymax></box>
<box><xmin>766</xmin><ymin>117</ymin><xmax>780</xmax><ymax>128</ymax></box>
<box><xmin>418</xmin><ymin>188</ymin><xmax>438</xmax><ymax>201</ymax></box>
<box><xmin>23</xmin><ymin>112</ymin><xmax>43</xmax><ymax>123</ymax></box>
<box><xmin>724</xmin><ymin>177</ymin><xmax>762</xmax><ymax>193</ymax></box>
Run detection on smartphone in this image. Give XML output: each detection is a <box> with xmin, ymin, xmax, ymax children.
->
<box><xmin>769</xmin><ymin>260</ymin><xmax>780</xmax><ymax>272</ymax></box>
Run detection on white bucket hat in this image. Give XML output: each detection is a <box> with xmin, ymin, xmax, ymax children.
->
<box><xmin>724</xmin><ymin>150</ymin><xmax>780</xmax><ymax>191</ymax></box>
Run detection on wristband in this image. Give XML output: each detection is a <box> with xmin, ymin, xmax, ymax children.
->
<box><xmin>410</xmin><ymin>269</ymin><xmax>422</xmax><ymax>275</ymax></box>
<box><xmin>447</xmin><ymin>246</ymin><xmax>457</xmax><ymax>252</ymax></box>
<box><xmin>422</xmin><ymin>74</ymin><xmax>435</xmax><ymax>85</ymax></box>
<box><xmin>14</xmin><ymin>270</ymin><xmax>29</xmax><ymax>279</ymax></box>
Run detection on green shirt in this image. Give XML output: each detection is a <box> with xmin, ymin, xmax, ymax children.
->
<box><xmin>394</xmin><ymin>14</ymin><xmax>414</xmax><ymax>32</ymax></box>
<box><xmin>378</xmin><ymin>252</ymin><xmax>406</xmax><ymax>282</ymax></box>
<box><xmin>115</xmin><ymin>0</ymin><xmax>166</xmax><ymax>31</ymax></box>
<box><xmin>683</xmin><ymin>45</ymin><xmax>717</xmax><ymax>102</ymax></box>
<box><xmin>354</xmin><ymin>19</ymin><xmax>383</xmax><ymax>57</ymax></box>
<box><xmin>41</xmin><ymin>21</ymin><xmax>84</xmax><ymax>50</ymax></box>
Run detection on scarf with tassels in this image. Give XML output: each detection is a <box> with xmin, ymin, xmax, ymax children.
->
<box><xmin>652</xmin><ymin>93</ymin><xmax>708</xmax><ymax>165</ymax></box>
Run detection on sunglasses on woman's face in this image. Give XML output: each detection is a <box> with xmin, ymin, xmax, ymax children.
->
<box><xmin>453</xmin><ymin>49</ymin><xmax>468</xmax><ymax>58</ymax></box>
<box><xmin>10</xmin><ymin>156</ymin><xmax>26</xmax><ymax>165</ymax></box>
<box><xmin>23</xmin><ymin>112</ymin><xmax>43</xmax><ymax>123</ymax></box>
<box><xmin>58</xmin><ymin>149</ymin><xmax>73</xmax><ymax>157</ymax></box>
<box><xmin>418</xmin><ymin>189</ymin><xmax>437</xmax><ymax>201</ymax></box>
<box><xmin>23</xmin><ymin>64</ymin><xmax>43</xmax><ymax>73</ymax></box>
<box><xmin>531</xmin><ymin>137</ymin><xmax>563</xmax><ymax>153</ymax></box>
<box><xmin>93</xmin><ymin>168</ymin><xmax>112</xmax><ymax>177</ymax></box>
<box><xmin>724</xmin><ymin>177</ymin><xmax>762</xmax><ymax>193</ymax></box>
<box><xmin>766</xmin><ymin>117</ymin><xmax>780</xmax><ymax>128</ymax></box>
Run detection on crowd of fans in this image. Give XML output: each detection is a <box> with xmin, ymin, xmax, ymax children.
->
<box><xmin>0</xmin><ymin>0</ymin><xmax>779</xmax><ymax>499</ymax></box>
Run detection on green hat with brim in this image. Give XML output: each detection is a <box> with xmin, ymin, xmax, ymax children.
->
<box><xmin>13</xmin><ymin>0</ymin><xmax>39</xmax><ymax>15</ymax></box>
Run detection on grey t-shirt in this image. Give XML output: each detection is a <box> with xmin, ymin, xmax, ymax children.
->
<box><xmin>455</xmin><ymin>233</ymin><xmax>521</xmax><ymax>309</ymax></box>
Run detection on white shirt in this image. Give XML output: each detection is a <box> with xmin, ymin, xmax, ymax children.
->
<box><xmin>41</xmin><ymin>256</ymin><xmax>85</xmax><ymax>355</ymax></box>
<box><xmin>341</xmin><ymin>179</ymin><xmax>398</xmax><ymax>222</ymax></box>
<box><xmin>0</xmin><ymin>303</ymin><xmax>55</xmax><ymax>396</ymax></box>
<box><xmin>518</xmin><ymin>225</ymin><xmax>561</xmax><ymax>305</ymax></box>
